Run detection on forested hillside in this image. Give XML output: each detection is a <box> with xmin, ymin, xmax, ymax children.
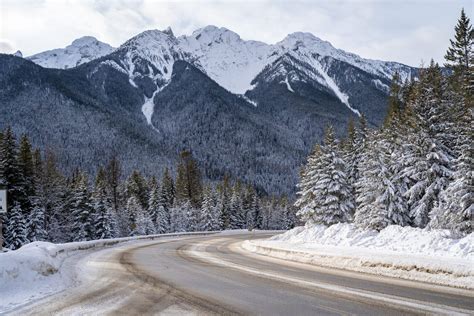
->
<box><xmin>0</xmin><ymin>132</ymin><xmax>296</xmax><ymax>250</ymax></box>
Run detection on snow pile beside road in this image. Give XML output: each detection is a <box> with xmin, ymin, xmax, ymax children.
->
<box><xmin>0</xmin><ymin>232</ymin><xmax>215</xmax><ymax>313</ymax></box>
<box><xmin>243</xmin><ymin>224</ymin><xmax>474</xmax><ymax>289</ymax></box>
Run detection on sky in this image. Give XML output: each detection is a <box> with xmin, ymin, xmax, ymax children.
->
<box><xmin>0</xmin><ymin>0</ymin><xmax>471</xmax><ymax>66</ymax></box>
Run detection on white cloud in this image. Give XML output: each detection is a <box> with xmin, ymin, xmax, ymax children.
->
<box><xmin>0</xmin><ymin>0</ymin><xmax>470</xmax><ymax>66</ymax></box>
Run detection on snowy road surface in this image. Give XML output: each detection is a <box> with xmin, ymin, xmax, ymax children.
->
<box><xmin>9</xmin><ymin>232</ymin><xmax>474</xmax><ymax>315</ymax></box>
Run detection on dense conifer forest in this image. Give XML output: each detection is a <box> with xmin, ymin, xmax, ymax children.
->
<box><xmin>295</xmin><ymin>10</ymin><xmax>472</xmax><ymax>236</ymax></box>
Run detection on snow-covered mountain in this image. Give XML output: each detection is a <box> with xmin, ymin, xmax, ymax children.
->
<box><xmin>28</xmin><ymin>36</ymin><xmax>115</xmax><ymax>69</ymax></box>
<box><xmin>28</xmin><ymin>26</ymin><xmax>415</xmax><ymax>95</ymax></box>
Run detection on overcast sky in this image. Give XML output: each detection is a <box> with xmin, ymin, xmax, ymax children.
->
<box><xmin>0</xmin><ymin>0</ymin><xmax>471</xmax><ymax>66</ymax></box>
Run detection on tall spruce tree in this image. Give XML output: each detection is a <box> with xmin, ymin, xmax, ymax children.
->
<box><xmin>445</xmin><ymin>8</ymin><xmax>474</xmax><ymax>99</ymax></box>
<box><xmin>175</xmin><ymin>151</ymin><xmax>202</xmax><ymax>208</ymax></box>
<box><xmin>5</xmin><ymin>203</ymin><xmax>28</xmax><ymax>250</ymax></box>
<box><xmin>71</xmin><ymin>172</ymin><xmax>93</xmax><ymax>241</ymax></box>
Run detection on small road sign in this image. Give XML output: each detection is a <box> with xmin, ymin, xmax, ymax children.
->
<box><xmin>0</xmin><ymin>189</ymin><xmax>6</xmax><ymax>214</ymax></box>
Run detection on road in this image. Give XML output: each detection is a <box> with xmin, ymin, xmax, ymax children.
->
<box><xmin>10</xmin><ymin>232</ymin><xmax>474</xmax><ymax>315</ymax></box>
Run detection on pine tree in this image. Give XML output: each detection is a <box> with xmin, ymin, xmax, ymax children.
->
<box><xmin>148</xmin><ymin>177</ymin><xmax>160</xmax><ymax>229</ymax></box>
<box><xmin>92</xmin><ymin>168</ymin><xmax>115</xmax><ymax>239</ymax></box>
<box><xmin>445</xmin><ymin>8</ymin><xmax>474</xmax><ymax>99</ymax></box>
<box><xmin>126</xmin><ymin>170</ymin><xmax>149</xmax><ymax>210</ymax></box>
<box><xmin>18</xmin><ymin>134</ymin><xmax>35</xmax><ymax>205</ymax></box>
<box><xmin>200</xmin><ymin>186</ymin><xmax>220</xmax><ymax>231</ymax></box>
<box><xmin>71</xmin><ymin>173</ymin><xmax>93</xmax><ymax>241</ymax></box>
<box><xmin>5</xmin><ymin>203</ymin><xmax>28</xmax><ymax>250</ymax></box>
<box><xmin>294</xmin><ymin>145</ymin><xmax>324</xmax><ymax>223</ymax></box>
<box><xmin>156</xmin><ymin>205</ymin><xmax>170</xmax><ymax>233</ymax></box>
<box><xmin>216</xmin><ymin>175</ymin><xmax>231</xmax><ymax>229</ymax></box>
<box><xmin>175</xmin><ymin>151</ymin><xmax>202</xmax><ymax>208</ymax></box>
<box><xmin>126</xmin><ymin>195</ymin><xmax>142</xmax><ymax>236</ymax></box>
<box><xmin>106</xmin><ymin>155</ymin><xmax>122</xmax><ymax>213</ymax></box>
<box><xmin>0</xmin><ymin>127</ymin><xmax>27</xmax><ymax>210</ymax></box>
<box><xmin>312</xmin><ymin>127</ymin><xmax>354</xmax><ymax>225</ymax></box>
<box><xmin>229</xmin><ymin>181</ymin><xmax>245</xmax><ymax>229</ymax></box>
<box><xmin>245</xmin><ymin>187</ymin><xmax>258</xmax><ymax>230</ymax></box>
<box><xmin>27</xmin><ymin>198</ymin><xmax>47</xmax><ymax>242</ymax></box>
<box><xmin>403</xmin><ymin>63</ymin><xmax>455</xmax><ymax>227</ymax></box>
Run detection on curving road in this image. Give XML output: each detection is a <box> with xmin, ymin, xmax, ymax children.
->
<box><xmin>11</xmin><ymin>232</ymin><xmax>474</xmax><ymax>315</ymax></box>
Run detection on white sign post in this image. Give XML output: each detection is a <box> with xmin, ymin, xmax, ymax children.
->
<box><xmin>0</xmin><ymin>189</ymin><xmax>5</xmax><ymax>250</ymax></box>
<box><xmin>0</xmin><ymin>189</ymin><xmax>6</xmax><ymax>214</ymax></box>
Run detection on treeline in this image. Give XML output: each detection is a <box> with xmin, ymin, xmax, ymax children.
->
<box><xmin>0</xmin><ymin>139</ymin><xmax>296</xmax><ymax>250</ymax></box>
<box><xmin>295</xmin><ymin>10</ymin><xmax>473</xmax><ymax>236</ymax></box>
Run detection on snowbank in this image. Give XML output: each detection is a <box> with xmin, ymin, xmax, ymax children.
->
<box><xmin>0</xmin><ymin>232</ymin><xmax>216</xmax><ymax>312</ymax></box>
<box><xmin>243</xmin><ymin>224</ymin><xmax>474</xmax><ymax>289</ymax></box>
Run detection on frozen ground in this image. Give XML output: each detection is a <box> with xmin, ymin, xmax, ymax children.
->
<box><xmin>243</xmin><ymin>224</ymin><xmax>474</xmax><ymax>289</ymax></box>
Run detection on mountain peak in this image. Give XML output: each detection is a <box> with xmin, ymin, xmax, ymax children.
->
<box><xmin>278</xmin><ymin>32</ymin><xmax>335</xmax><ymax>52</ymax></box>
<box><xmin>162</xmin><ymin>26</ymin><xmax>175</xmax><ymax>37</ymax></box>
<box><xmin>191</xmin><ymin>25</ymin><xmax>241</xmax><ymax>43</ymax></box>
<box><xmin>27</xmin><ymin>36</ymin><xmax>114</xmax><ymax>69</ymax></box>
<box><xmin>70</xmin><ymin>36</ymin><xmax>102</xmax><ymax>47</ymax></box>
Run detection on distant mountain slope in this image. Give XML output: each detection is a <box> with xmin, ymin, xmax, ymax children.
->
<box><xmin>28</xmin><ymin>36</ymin><xmax>115</xmax><ymax>69</ymax></box>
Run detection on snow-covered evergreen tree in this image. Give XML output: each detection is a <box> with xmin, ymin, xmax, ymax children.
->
<box><xmin>229</xmin><ymin>182</ymin><xmax>245</xmax><ymax>229</ymax></box>
<box><xmin>148</xmin><ymin>179</ymin><xmax>160</xmax><ymax>230</ymax></box>
<box><xmin>5</xmin><ymin>203</ymin><xmax>28</xmax><ymax>250</ymax></box>
<box><xmin>303</xmin><ymin>127</ymin><xmax>354</xmax><ymax>226</ymax></box>
<box><xmin>200</xmin><ymin>186</ymin><xmax>220</xmax><ymax>231</ymax></box>
<box><xmin>126</xmin><ymin>195</ymin><xmax>142</xmax><ymax>236</ymax></box>
<box><xmin>294</xmin><ymin>145</ymin><xmax>324</xmax><ymax>223</ymax></box>
<box><xmin>27</xmin><ymin>198</ymin><xmax>47</xmax><ymax>242</ymax></box>
<box><xmin>70</xmin><ymin>173</ymin><xmax>93</xmax><ymax>241</ymax></box>
<box><xmin>92</xmin><ymin>168</ymin><xmax>115</xmax><ymax>239</ymax></box>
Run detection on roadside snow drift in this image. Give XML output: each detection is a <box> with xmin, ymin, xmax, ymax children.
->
<box><xmin>0</xmin><ymin>232</ymin><xmax>216</xmax><ymax>313</ymax></box>
<box><xmin>243</xmin><ymin>224</ymin><xmax>474</xmax><ymax>289</ymax></box>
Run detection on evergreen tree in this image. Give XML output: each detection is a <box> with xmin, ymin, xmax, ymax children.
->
<box><xmin>229</xmin><ymin>181</ymin><xmax>245</xmax><ymax>229</ymax></box>
<box><xmin>0</xmin><ymin>127</ymin><xmax>26</xmax><ymax>210</ymax></box>
<box><xmin>200</xmin><ymin>186</ymin><xmax>220</xmax><ymax>231</ymax></box>
<box><xmin>175</xmin><ymin>151</ymin><xmax>202</xmax><ymax>208</ymax></box>
<box><xmin>126</xmin><ymin>170</ymin><xmax>149</xmax><ymax>210</ymax></box>
<box><xmin>5</xmin><ymin>203</ymin><xmax>28</xmax><ymax>250</ymax></box>
<box><xmin>106</xmin><ymin>155</ymin><xmax>122</xmax><ymax>213</ymax></box>
<box><xmin>217</xmin><ymin>175</ymin><xmax>231</xmax><ymax>229</ymax></box>
<box><xmin>92</xmin><ymin>168</ymin><xmax>115</xmax><ymax>239</ymax></box>
<box><xmin>18</xmin><ymin>134</ymin><xmax>35</xmax><ymax>204</ymax></box>
<box><xmin>445</xmin><ymin>8</ymin><xmax>474</xmax><ymax>98</ymax></box>
<box><xmin>311</xmin><ymin>127</ymin><xmax>354</xmax><ymax>225</ymax></box>
<box><xmin>70</xmin><ymin>173</ymin><xmax>93</xmax><ymax>241</ymax></box>
<box><xmin>147</xmin><ymin>177</ymin><xmax>159</xmax><ymax>228</ymax></box>
<box><xmin>27</xmin><ymin>198</ymin><xmax>47</xmax><ymax>242</ymax></box>
<box><xmin>294</xmin><ymin>145</ymin><xmax>324</xmax><ymax>223</ymax></box>
<box><xmin>126</xmin><ymin>195</ymin><xmax>142</xmax><ymax>236</ymax></box>
<box><xmin>403</xmin><ymin>63</ymin><xmax>455</xmax><ymax>227</ymax></box>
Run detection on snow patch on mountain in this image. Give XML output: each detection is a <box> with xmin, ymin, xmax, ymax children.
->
<box><xmin>141</xmin><ymin>90</ymin><xmax>160</xmax><ymax>132</ymax></box>
<box><xmin>281</xmin><ymin>76</ymin><xmax>295</xmax><ymax>93</ymax></box>
<box><xmin>372</xmin><ymin>79</ymin><xmax>390</xmax><ymax>93</ymax></box>
<box><xmin>178</xmin><ymin>26</ymin><xmax>278</xmax><ymax>94</ymax></box>
<box><xmin>28</xmin><ymin>36</ymin><xmax>115</xmax><ymax>69</ymax></box>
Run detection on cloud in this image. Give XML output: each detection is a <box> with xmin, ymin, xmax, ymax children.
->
<box><xmin>1</xmin><ymin>0</ymin><xmax>470</xmax><ymax>66</ymax></box>
<box><xmin>0</xmin><ymin>40</ymin><xmax>15</xmax><ymax>54</ymax></box>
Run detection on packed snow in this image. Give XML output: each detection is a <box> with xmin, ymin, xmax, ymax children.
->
<box><xmin>141</xmin><ymin>89</ymin><xmax>161</xmax><ymax>132</ymax></box>
<box><xmin>243</xmin><ymin>224</ymin><xmax>474</xmax><ymax>289</ymax></box>
<box><xmin>28</xmin><ymin>36</ymin><xmax>115</xmax><ymax>69</ymax></box>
